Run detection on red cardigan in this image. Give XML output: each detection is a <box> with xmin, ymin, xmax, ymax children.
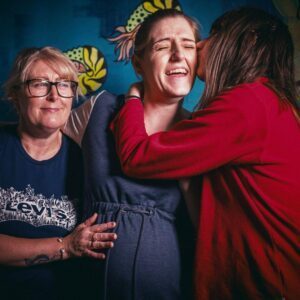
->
<box><xmin>112</xmin><ymin>78</ymin><xmax>300</xmax><ymax>300</ymax></box>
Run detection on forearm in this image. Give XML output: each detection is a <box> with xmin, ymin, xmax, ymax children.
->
<box><xmin>112</xmin><ymin>94</ymin><xmax>263</xmax><ymax>179</ymax></box>
<box><xmin>0</xmin><ymin>234</ymin><xmax>66</xmax><ymax>267</ymax></box>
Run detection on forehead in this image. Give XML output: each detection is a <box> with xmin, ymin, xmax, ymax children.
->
<box><xmin>28</xmin><ymin>60</ymin><xmax>55</xmax><ymax>74</ymax></box>
<box><xmin>26</xmin><ymin>60</ymin><xmax>65</xmax><ymax>79</ymax></box>
<box><xmin>148</xmin><ymin>16</ymin><xmax>195</xmax><ymax>42</ymax></box>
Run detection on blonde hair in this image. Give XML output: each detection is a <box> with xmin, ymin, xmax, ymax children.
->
<box><xmin>4</xmin><ymin>46</ymin><xmax>79</xmax><ymax>104</ymax></box>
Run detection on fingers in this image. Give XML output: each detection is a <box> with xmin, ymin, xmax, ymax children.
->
<box><xmin>84</xmin><ymin>249</ymin><xmax>106</xmax><ymax>260</ymax></box>
<box><xmin>91</xmin><ymin>222</ymin><xmax>116</xmax><ymax>233</ymax></box>
<box><xmin>93</xmin><ymin>232</ymin><xmax>117</xmax><ymax>242</ymax></box>
<box><xmin>83</xmin><ymin>213</ymin><xmax>98</xmax><ymax>227</ymax></box>
<box><xmin>85</xmin><ymin>231</ymin><xmax>116</xmax><ymax>250</ymax></box>
<box><xmin>91</xmin><ymin>240</ymin><xmax>115</xmax><ymax>250</ymax></box>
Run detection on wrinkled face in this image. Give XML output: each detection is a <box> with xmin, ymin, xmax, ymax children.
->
<box><xmin>196</xmin><ymin>38</ymin><xmax>210</xmax><ymax>81</ymax></box>
<box><xmin>136</xmin><ymin>16</ymin><xmax>197</xmax><ymax>102</ymax></box>
<box><xmin>16</xmin><ymin>60</ymin><xmax>73</xmax><ymax>134</ymax></box>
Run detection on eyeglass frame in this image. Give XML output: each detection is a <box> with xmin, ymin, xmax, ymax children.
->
<box><xmin>22</xmin><ymin>78</ymin><xmax>78</xmax><ymax>98</ymax></box>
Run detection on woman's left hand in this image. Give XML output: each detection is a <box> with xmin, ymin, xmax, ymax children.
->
<box><xmin>63</xmin><ymin>213</ymin><xmax>117</xmax><ymax>259</ymax></box>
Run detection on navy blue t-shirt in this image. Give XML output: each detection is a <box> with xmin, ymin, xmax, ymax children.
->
<box><xmin>0</xmin><ymin>124</ymin><xmax>83</xmax><ymax>299</ymax></box>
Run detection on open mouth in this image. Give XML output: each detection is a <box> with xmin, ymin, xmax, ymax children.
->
<box><xmin>166</xmin><ymin>68</ymin><xmax>188</xmax><ymax>76</ymax></box>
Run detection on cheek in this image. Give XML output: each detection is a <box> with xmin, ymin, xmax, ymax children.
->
<box><xmin>141</xmin><ymin>61</ymin><xmax>160</xmax><ymax>83</ymax></box>
<box><xmin>190</xmin><ymin>54</ymin><xmax>198</xmax><ymax>75</ymax></box>
<box><xmin>18</xmin><ymin>103</ymin><xmax>39</xmax><ymax>123</ymax></box>
<box><xmin>63</xmin><ymin>101</ymin><xmax>73</xmax><ymax>118</ymax></box>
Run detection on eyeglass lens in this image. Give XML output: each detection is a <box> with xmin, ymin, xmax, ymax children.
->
<box><xmin>27</xmin><ymin>79</ymin><xmax>77</xmax><ymax>97</ymax></box>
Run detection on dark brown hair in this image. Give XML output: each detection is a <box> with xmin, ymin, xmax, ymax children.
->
<box><xmin>200</xmin><ymin>7</ymin><xmax>299</xmax><ymax>118</ymax></box>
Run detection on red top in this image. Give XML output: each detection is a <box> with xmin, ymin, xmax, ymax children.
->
<box><xmin>111</xmin><ymin>78</ymin><xmax>300</xmax><ymax>299</ymax></box>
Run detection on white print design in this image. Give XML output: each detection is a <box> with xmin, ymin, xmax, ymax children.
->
<box><xmin>0</xmin><ymin>185</ymin><xmax>78</xmax><ymax>231</ymax></box>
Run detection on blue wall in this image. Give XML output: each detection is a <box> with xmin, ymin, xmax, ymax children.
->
<box><xmin>0</xmin><ymin>0</ymin><xmax>283</xmax><ymax>121</ymax></box>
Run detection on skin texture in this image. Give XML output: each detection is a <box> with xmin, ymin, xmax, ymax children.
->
<box><xmin>196</xmin><ymin>39</ymin><xmax>210</xmax><ymax>81</ymax></box>
<box><xmin>0</xmin><ymin>60</ymin><xmax>117</xmax><ymax>267</ymax></box>
<box><xmin>17</xmin><ymin>60</ymin><xmax>73</xmax><ymax>137</ymax></box>
<box><xmin>134</xmin><ymin>16</ymin><xmax>197</xmax><ymax>105</ymax></box>
<box><xmin>130</xmin><ymin>16</ymin><xmax>200</xmax><ymax>227</ymax></box>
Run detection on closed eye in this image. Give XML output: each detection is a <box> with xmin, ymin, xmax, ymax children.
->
<box><xmin>154</xmin><ymin>45</ymin><xmax>170</xmax><ymax>51</ymax></box>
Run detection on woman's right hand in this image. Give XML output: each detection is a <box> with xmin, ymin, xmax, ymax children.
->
<box><xmin>63</xmin><ymin>213</ymin><xmax>117</xmax><ymax>259</ymax></box>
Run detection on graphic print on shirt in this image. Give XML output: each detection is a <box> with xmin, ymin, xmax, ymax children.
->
<box><xmin>0</xmin><ymin>185</ymin><xmax>78</xmax><ymax>231</ymax></box>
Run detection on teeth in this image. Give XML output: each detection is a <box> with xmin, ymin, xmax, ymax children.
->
<box><xmin>166</xmin><ymin>68</ymin><xmax>187</xmax><ymax>75</ymax></box>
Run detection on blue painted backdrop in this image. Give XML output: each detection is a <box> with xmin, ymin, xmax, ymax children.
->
<box><xmin>0</xmin><ymin>0</ymin><xmax>292</xmax><ymax>121</ymax></box>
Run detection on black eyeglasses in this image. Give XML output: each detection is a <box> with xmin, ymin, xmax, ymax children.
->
<box><xmin>23</xmin><ymin>79</ymin><xmax>78</xmax><ymax>98</ymax></box>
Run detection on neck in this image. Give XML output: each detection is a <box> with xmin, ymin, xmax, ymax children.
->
<box><xmin>18</xmin><ymin>124</ymin><xmax>62</xmax><ymax>161</ymax></box>
<box><xmin>143</xmin><ymin>95</ymin><xmax>190</xmax><ymax>135</ymax></box>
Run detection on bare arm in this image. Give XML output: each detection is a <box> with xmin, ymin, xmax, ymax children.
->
<box><xmin>0</xmin><ymin>213</ymin><xmax>117</xmax><ymax>267</ymax></box>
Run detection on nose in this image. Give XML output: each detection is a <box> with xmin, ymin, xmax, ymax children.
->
<box><xmin>46</xmin><ymin>84</ymin><xmax>59</xmax><ymax>102</ymax></box>
<box><xmin>170</xmin><ymin>43</ymin><xmax>184</xmax><ymax>61</ymax></box>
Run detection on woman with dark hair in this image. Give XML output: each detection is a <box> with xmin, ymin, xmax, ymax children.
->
<box><xmin>64</xmin><ymin>9</ymin><xmax>200</xmax><ymax>300</ymax></box>
<box><xmin>112</xmin><ymin>7</ymin><xmax>300</xmax><ymax>300</ymax></box>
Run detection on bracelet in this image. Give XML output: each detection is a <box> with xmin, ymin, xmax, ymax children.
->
<box><xmin>57</xmin><ymin>238</ymin><xmax>66</xmax><ymax>260</ymax></box>
<box><xmin>124</xmin><ymin>94</ymin><xmax>141</xmax><ymax>100</ymax></box>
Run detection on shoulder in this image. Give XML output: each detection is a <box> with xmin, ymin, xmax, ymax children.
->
<box><xmin>91</xmin><ymin>90</ymin><xmax>125</xmax><ymax>111</ymax></box>
<box><xmin>194</xmin><ymin>80</ymin><xmax>270</xmax><ymax>130</ymax></box>
<box><xmin>210</xmin><ymin>79</ymin><xmax>275</xmax><ymax>115</ymax></box>
<box><xmin>85</xmin><ymin>90</ymin><xmax>125</xmax><ymax>125</ymax></box>
<box><xmin>221</xmin><ymin>78</ymin><xmax>277</xmax><ymax>104</ymax></box>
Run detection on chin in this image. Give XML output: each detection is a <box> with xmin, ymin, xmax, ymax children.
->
<box><xmin>40</xmin><ymin>121</ymin><xmax>63</xmax><ymax>132</ymax></box>
<box><xmin>172</xmin><ymin>89</ymin><xmax>190</xmax><ymax>97</ymax></box>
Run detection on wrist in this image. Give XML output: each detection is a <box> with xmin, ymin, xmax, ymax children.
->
<box><xmin>57</xmin><ymin>237</ymin><xmax>68</xmax><ymax>260</ymax></box>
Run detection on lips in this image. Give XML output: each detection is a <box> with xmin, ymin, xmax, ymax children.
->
<box><xmin>166</xmin><ymin>68</ymin><xmax>188</xmax><ymax>75</ymax></box>
<box><xmin>41</xmin><ymin>107</ymin><xmax>61</xmax><ymax>113</ymax></box>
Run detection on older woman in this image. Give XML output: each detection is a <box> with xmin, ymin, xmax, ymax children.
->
<box><xmin>0</xmin><ymin>47</ymin><xmax>116</xmax><ymax>300</ymax></box>
<box><xmin>64</xmin><ymin>9</ymin><xmax>199</xmax><ymax>300</ymax></box>
<box><xmin>112</xmin><ymin>7</ymin><xmax>300</xmax><ymax>300</ymax></box>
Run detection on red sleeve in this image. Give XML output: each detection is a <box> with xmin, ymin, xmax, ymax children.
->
<box><xmin>111</xmin><ymin>86</ymin><xmax>267</xmax><ymax>179</ymax></box>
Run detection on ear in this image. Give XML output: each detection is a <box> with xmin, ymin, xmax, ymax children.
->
<box><xmin>132</xmin><ymin>55</ymin><xmax>143</xmax><ymax>76</ymax></box>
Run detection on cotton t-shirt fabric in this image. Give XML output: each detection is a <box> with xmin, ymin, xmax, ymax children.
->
<box><xmin>0</xmin><ymin>124</ymin><xmax>83</xmax><ymax>300</ymax></box>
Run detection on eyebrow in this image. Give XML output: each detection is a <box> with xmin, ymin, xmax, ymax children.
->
<box><xmin>152</xmin><ymin>37</ymin><xmax>196</xmax><ymax>45</ymax></box>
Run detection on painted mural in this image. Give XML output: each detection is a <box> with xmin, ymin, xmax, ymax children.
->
<box><xmin>0</xmin><ymin>0</ymin><xmax>299</xmax><ymax>121</ymax></box>
<box><xmin>64</xmin><ymin>46</ymin><xmax>107</xmax><ymax>95</ymax></box>
<box><xmin>108</xmin><ymin>0</ymin><xmax>182</xmax><ymax>62</ymax></box>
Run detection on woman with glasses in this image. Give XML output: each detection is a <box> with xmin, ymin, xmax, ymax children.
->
<box><xmin>0</xmin><ymin>47</ymin><xmax>117</xmax><ymax>300</ymax></box>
